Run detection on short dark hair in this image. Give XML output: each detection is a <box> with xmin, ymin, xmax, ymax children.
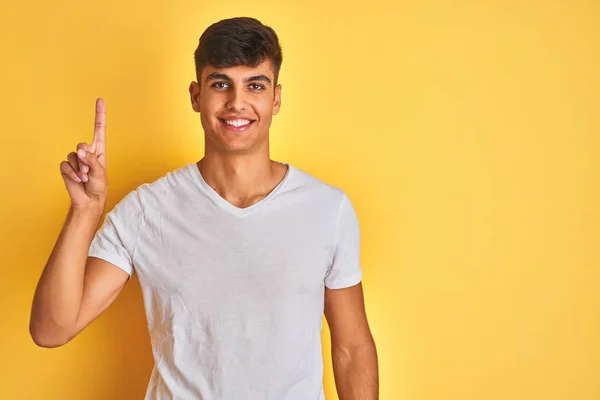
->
<box><xmin>194</xmin><ymin>17</ymin><xmax>283</xmax><ymax>86</ymax></box>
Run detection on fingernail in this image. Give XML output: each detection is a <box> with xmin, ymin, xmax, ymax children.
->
<box><xmin>78</xmin><ymin>149</ymin><xmax>86</xmax><ymax>158</ymax></box>
<box><xmin>82</xmin><ymin>174</ymin><xmax>88</xmax><ymax>182</ymax></box>
<box><xmin>75</xmin><ymin>176</ymin><xmax>82</xmax><ymax>183</ymax></box>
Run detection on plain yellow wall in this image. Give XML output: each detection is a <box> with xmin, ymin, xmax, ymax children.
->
<box><xmin>1</xmin><ymin>0</ymin><xmax>598</xmax><ymax>399</ymax></box>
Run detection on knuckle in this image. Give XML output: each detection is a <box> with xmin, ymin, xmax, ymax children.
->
<box><xmin>60</xmin><ymin>163</ymin><xmax>74</xmax><ymax>175</ymax></box>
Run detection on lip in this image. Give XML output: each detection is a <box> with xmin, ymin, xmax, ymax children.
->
<box><xmin>219</xmin><ymin>118</ymin><xmax>255</xmax><ymax>132</ymax></box>
<box><xmin>220</xmin><ymin>116</ymin><xmax>255</xmax><ymax>121</ymax></box>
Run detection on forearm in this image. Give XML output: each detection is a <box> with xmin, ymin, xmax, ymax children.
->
<box><xmin>332</xmin><ymin>340</ymin><xmax>379</xmax><ymax>400</ymax></box>
<box><xmin>30</xmin><ymin>203</ymin><xmax>103</xmax><ymax>344</ymax></box>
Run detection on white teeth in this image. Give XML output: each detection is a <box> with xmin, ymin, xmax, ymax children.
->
<box><xmin>224</xmin><ymin>119</ymin><xmax>251</xmax><ymax>127</ymax></box>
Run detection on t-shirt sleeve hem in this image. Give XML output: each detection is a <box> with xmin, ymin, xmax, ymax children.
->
<box><xmin>88</xmin><ymin>252</ymin><xmax>135</xmax><ymax>277</ymax></box>
<box><xmin>325</xmin><ymin>272</ymin><xmax>363</xmax><ymax>290</ymax></box>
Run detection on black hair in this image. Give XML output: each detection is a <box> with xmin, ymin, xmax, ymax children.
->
<box><xmin>194</xmin><ymin>17</ymin><xmax>283</xmax><ymax>85</ymax></box>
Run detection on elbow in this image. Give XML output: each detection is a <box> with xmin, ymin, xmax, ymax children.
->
<box><xmin>31</xmin><ymin>336</ymin><xmax>67</xmax><ymax>349</ymax></box>
<box><xmin>333</xmin><ymin>338</ymin><xmax>378</xmax><ymax>363</ymax></box>
<box><xmin>29</xmin><ymin>320</ymin><xmax>71</xmax><ymax>348</ymax></box>
<box><xmin>30</xmin><ymin>332</ymin><xmax>68</xmax><ymax>349</ymax></box>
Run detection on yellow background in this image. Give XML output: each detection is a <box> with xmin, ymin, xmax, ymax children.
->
<box><xmin>1</xmin><ymin>0</ymin><xmax>598</xmax><ymax>399</ymax></box>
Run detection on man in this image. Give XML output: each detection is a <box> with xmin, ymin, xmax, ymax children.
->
<box><xmin>30</xmin><ymin>17</ymin><xmax>378</xmax><ymax>399</ymax></box>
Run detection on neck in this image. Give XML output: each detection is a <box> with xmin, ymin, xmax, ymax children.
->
<box><xmin>197</xmin><ymin>150</ymin><xmax>288</xmax><ymax>209</ymax></box>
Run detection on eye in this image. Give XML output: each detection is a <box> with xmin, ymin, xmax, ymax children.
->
<box><xmin>249</xmin><ymin>83</ymin><xmax>265</xmax><ymax>91</ymax></box>
<box><xmin>211</xmin><ymin>82</ymin><xmax>229</xmax><ymax>89</ymax></box>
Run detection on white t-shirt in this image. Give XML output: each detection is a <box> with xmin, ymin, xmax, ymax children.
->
<box><xmin>88</xmin><ymin>162</ymin><xmax>362</xmax><ymax>400</ymax></box>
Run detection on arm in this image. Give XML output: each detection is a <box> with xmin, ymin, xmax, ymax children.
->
<box><xmin>324</xmin><ymin>282</ymin><xmax>379</xmax><ymax>400</ymax></box>
<box><xmin>29</xmin><ymin>206</ymin><xmax>130</xmax><ymax>347</ymax></box>
<box><xmin>29</xmin><ymin>98</ymin><xmax>129</xmax><ymax>348</ymax></box>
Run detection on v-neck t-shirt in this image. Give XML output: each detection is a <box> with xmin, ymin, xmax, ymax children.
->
<box><xmin>88</xmin><ymin>162</ymin><xmax>363</xmax><ymax>400</ymax></box>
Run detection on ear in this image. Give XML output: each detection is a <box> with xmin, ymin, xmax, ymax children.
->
<box><xmin>272</xmin><ymin>84</ymin><xmax>282</xmax><ymax>115</ymax></box>
<box><xmin>189</xmin><ymin>81</ymin><xmax>201</xmax><ymax>113</ymax></box>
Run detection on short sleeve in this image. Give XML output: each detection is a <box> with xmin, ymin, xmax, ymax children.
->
<box><xmin>325</xmin><ymin>192</ymin><xmax>363</xmax><ymax>289</ymax></box>
<box><xmin>88</xmin><ymin>190</ymin><xmax>143</xmax><ymax>278</ymax></box>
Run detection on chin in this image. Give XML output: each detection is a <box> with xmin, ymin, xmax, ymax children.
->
<box><xmin>220</xmin><ymin>133</ymin><xmax>265</xmax><ymax>152</ymax></box>
<box><xmin>217</xmin><ymin>137</ymin><xmax>258</xmax><ymax>153</ymax></box>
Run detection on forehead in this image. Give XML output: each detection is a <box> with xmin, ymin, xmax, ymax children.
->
<box><xmin>201</xmin><ymin>59</ymin><xmax>275</xmax><ymax>81</ymax></box>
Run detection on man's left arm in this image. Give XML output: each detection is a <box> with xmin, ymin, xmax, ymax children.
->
<box><xmin>324</xmin><ymin>282</ymin><xmax>379</xmax><ymax>400</ymax></box>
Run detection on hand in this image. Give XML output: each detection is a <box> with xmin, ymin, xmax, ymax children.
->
<box><xmin>60</xmin><ymin>98</ymin><xmax>108</xmax><ymax>208</ymax></box>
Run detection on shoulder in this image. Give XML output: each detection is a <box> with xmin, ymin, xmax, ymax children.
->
<box><xmin>136</xmin><ymin>163</ymin><xmax>197</xmax><ymax>196</ymax></box>
<box><xmin>110</xmin><ymin>163</ymin><xmax>197</xmax><ymax>213</ymax></box>
<box><xmin>284</xmin><ymin>163</ymin><xmax>349</xmax><ymax>210</ymax></box>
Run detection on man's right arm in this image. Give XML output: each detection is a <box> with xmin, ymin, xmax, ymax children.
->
<box><xmin>29</xmin><ymin>98</ymin><xmax>129</xmax><ymax>348</ymax></box>
<box><xmin>29</xmin><ymin>204</ymin><xmax>129</xmax><ymax>348</ymax></box>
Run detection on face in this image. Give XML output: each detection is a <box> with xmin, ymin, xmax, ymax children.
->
<box><xmin>189</xmin><ymin>60</ymin><xmax>282</xmax><ymax>154</ymax></box>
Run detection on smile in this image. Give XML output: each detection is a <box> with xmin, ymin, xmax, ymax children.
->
<box><xmin>219</xmin><ymin>118</ymin><xmax>255</xmax><ymax>131</ymax></box>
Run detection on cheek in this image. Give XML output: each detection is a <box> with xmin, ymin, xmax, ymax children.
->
<box><xmin>198</xmin><ymin>90</ymin><xmax>223</xmax><ymax>111</ymax></box>
<box><xmin>199</xmin><ymin>102</ymin><xmax>221</xmax><ymax>121</ymax></box>
<box><xmin>256</xmin><ymin>100</ymin><xmax>275</xmax><ymax>119</ymax></box>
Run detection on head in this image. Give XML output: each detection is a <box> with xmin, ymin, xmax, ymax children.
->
<box><xmin>189</xmin><ymin>17</ymin><xmax>283</xmax><ymax>155</ymax></box>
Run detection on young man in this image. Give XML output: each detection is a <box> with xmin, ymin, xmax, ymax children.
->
<box><xmin>30</xmin><ymin>17</ymin><xmax>378</xmax><ymax>399</ymax></box>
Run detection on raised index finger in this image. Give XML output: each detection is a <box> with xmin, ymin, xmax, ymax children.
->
<box><xmin>92</xmin><ymin>98</ymin><xmax>106</xmax><ymax>154</ymax></box>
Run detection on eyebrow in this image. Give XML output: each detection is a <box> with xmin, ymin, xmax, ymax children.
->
<box><xmin>205</xmin><ymin>72</ymin><xmax>272</xmax><ymax>87</ymax></box>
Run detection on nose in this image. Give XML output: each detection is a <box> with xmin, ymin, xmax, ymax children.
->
<box><xmin>226</xmin><ymin>86</ymin><xmax>248</xmax><ymax>111</ymax></box>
